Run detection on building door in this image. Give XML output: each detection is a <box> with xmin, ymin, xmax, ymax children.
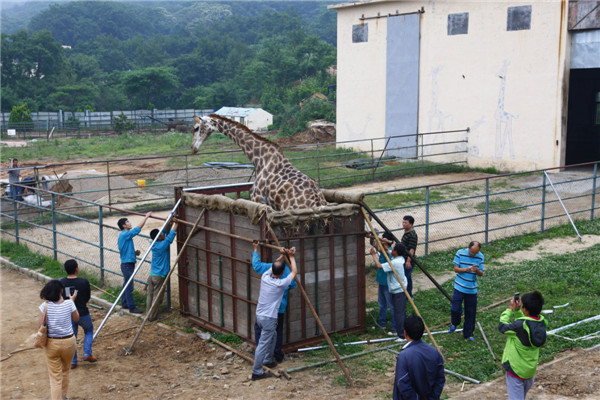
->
<box><xmin>385</xmin><ymin>13</ymin><xmax>421</xmax><ymax>159</ymax></box>
<box><xmin>566</xmin><ymin>30</ymin><xmax>600</xmax><ymax>165</ymax></box>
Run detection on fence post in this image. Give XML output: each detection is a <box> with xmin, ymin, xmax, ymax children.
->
<box><xmin>485</xmin><ymin>178</ymin><xmax>489</xmax><ymax>244</ymax></box>
<box><xmin>541</xmin><ymin>173</ymin><xmax>547</xmax><ymax>232</ymax></box>
<box><xmin>591</xmin><ymin>162</ymin><xmax>598</xmax><ymax>221</ymax></box>
<box><xmin>99</xmin><ymin>205</ymin><xmax>105</xmax><ymax>284</ymax></box>
<box><xmin>316</xmin><ymin>142</ymin><xmax>321</xmax><ymax>185</ymax></box>
<box><xmin>425</xmin><ymin>186</ymin><xmax>430</xmax><ymax>256</ymax></box>
<box><xmin>52</xmin><ymin>194</ymin><xmax>57</xmax><ymax>260</ymax></box>
<box><xmin>185</xmin><ymin>155</ymin><xmax>189</xmax><ymax>187</ymax></box>
<box><xmin>13</xmin><ymin>196</ymin><xmax>19</xmax><ymax>245</ymax></box>
<box><xmin>106</xmin><ymin>161</ymin><xmax>112</xmax><ymax>210</ymax></box>
<box><xmin>371</xmin><ymin>139</ymin><xmax>375</xmax><ymax>181</ymax></box>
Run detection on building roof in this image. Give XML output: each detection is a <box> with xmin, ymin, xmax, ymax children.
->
<box><xmin>214</xmin><ymin>107</ymin><xmax>270</xmax><ymax>118</ymax></box>
<box><xmin>328</xmin><ymin>0</ymin><xmax>389</xmax><ymax>10</ymax></box>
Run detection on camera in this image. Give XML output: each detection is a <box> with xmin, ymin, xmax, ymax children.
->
<box><xmin>514</xmin><ymin>292</ymin><xmax>520</xmax><ymax>301</ymax></box>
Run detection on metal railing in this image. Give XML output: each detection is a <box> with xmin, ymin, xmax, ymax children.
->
<box><xmin>365</xmin><ymin>162</ymin><xmax>600</xmax><ymax>255</ymax></box>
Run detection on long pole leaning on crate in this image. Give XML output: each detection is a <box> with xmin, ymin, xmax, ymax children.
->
<box><xmin>263</xmin><ymin>221</ymin><xmax>355</xmax><ymax>388</ymax></box>
<box><xmin>359</xmin><ymin>201</ymin><xmax>452</xmax><ymax>302</ymax></box>
<box><xmin>125</xmin><ymin>208</ymin><xmax>206</xmax><ymax>355</ymax></box>
<box><xmin>361</xmin><ymin>207</ymin><xmax>445</xmax><ymax>360</ymax></box>
<box><xmin>93</xmin><ymin>199</ymin><xmax>182</xmax><ymax>341</ymax></box>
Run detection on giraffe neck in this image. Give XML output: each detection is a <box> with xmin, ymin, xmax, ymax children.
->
<box><xmin>211</xmin><ymin>117</ymin><xmax>283</xmax><ymax>169</ymax></box>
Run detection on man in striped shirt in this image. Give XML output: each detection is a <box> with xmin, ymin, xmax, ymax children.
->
<box><xmin>448</xmin><ymin>241</ymin><xmax>484</xmax><ymax>341</ymax></box>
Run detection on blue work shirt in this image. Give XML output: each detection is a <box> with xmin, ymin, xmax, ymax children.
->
<box><xmin>252</xmin><ymin>251</ymin><xmax>297</xmax><ymax>314</ymax></box>
<box><xmin>453</xmin><ymin>248</ymin><xmax>485</xmax><ymax>294</ymax></box>
<box><xmin>118</xmin><ymin>226</ymin><xmax>141</xmax><ymax>264</ymax></box>
<box><xmin>376</xmin><ymin>250</ymin><xmax>392</xmax><ymax>286</ymax></box>
<box><xmin>150</xmin><ymin>230</ymin><xmax>176</xmax><ymax>278</ymax></box>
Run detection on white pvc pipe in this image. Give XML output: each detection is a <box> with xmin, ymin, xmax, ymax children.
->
<box><xmin>547</xmin><ymin>314</ymin><xmax>600</xmax><ymax>335</ymax></box>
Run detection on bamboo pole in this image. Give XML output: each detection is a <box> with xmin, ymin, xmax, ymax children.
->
<box><xmin>124</xmin><ymin>209</ymin><xmax>205</xmax><ymax>355</ymax></box>
<box><xmin>361</xmin><ymin>207</ymin><xmax>445</xmax><ymax>360</ymax></box>
<box><xmin>263</xmin><ymin>221</ymin><xmax>355</xmax><ymax>388</ymax></box>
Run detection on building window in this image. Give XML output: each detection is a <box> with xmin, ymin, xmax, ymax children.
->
<box><xmin>352</xmin><ymin>23</ymin><xmax>368</xmax><ymax>43</ymax></box>
<box><xmin>448</xmin><ymin>12</ymin><xmax>469</xmax><ymax>35</ymax></box>
<box><xmin>507</xmin><ymin>5</ymin><xmax>532</xmax><ymax>31</ymax></box>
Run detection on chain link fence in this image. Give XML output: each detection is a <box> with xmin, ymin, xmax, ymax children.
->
<box><xmin>365</xmin><ymin>162</ymin><xmax>600</xmax><ymax>255</ymax></box>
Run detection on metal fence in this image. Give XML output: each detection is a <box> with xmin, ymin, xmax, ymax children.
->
<box><xmin>0</xmin><ymin>129</ymin><xmax>469</xmax><ymax>211</ymax></box>
<box><xmin>366</xmin><ymin>162</ymin><xmax>600</xmax><ymax>255</ymax></box>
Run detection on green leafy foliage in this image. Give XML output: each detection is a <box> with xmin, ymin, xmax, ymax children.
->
<box><xmin>113</xmin><ymin>113</ymin><xmax>136</xmax><ymax>135</ymax></box>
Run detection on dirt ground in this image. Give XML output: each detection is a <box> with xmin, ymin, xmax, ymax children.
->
<box><xmin>2</xmin><ymin>231</ymin><xmax>600</xmax><ymax>400</ymax></box>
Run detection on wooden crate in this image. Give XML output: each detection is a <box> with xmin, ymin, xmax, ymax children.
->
<box><xmin>175</xmin><ymin>184</ymin><xmax>366</xmax><ymax>351</ymax></box>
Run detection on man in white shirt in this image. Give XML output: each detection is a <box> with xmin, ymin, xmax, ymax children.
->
<box><xmin>251</xmin><ymin>247</ymin><xmax>298</xmax><ymax>380</ymax></box>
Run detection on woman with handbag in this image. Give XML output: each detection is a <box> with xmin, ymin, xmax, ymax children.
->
<box><xmin>39</xmin><ymin>280</ymin><xmax>79</xmax><ymax>400</ymax></box>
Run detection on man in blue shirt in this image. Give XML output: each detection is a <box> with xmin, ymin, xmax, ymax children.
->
<box><xmin>252</xmin><ymin>241</ymin><xmax>297</xmax><ymax>363</ymax></box>
<box><xmin>449</xmin><ymin>241</ymin><xmax>484</xmax><ymax>340</ymax></box>
<box><xmin>117</xmin><ymin>212</ymin><xmax>151</xmax><ymax>314</ymax></box>
<box><xmin>147</xmin><ymin>221</ymin><xmax>177</xmax><ymax>322</ymax></box>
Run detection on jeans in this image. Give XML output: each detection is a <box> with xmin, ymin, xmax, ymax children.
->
<box><xmin>404</xmin><ymin>265</ymin><xmax>413</xmax><ymax>298</ymax></box>
<box><xmin>71</xmin><ymin>314</ymin><xmax>94</xmax><ymax>364</ymax></box>
<box><xmin>253</xmin><ymin>315</ymin><xmax>277</xmax><ymax>375</ymax></box>
<box><xmin>120</xmin><ymin>263</ymin><xmax>136</xmax><ymax>310</ymax></box>
<box><xmin>377</xmin><ymin>284</ymin><xmax>396</xmax><ymax>331</ymax></box>
<box><xmin>450</xmin><ymin>289</ymin><xmax>478</xmax><ymax>338</ymax></box>
<box><xmin>255</xmin><ymin>312</ymin><xmax>285</xmax><ymax>362</ymax></box>
<box><xmin>506</xmin><ymin>373</ymin><xmax>535</xmax><ymax>400</ymax></box>
<box><xmin>391</xmin><ymin>292</ymin><xmax>407</xmax><ymax>338</ymax></box>
<box><xmin>45</xmin><ymin>336</ymin><xmax>76</xmax><ymax>400</ymax></box>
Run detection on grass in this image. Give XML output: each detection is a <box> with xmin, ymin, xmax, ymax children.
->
<box><xmin>474</xmin><ymin>198</ymin><xmax>524</xmax><ymax>214</ymax></box>
<box><xmin>0</xmin><ymin>239</ymin><xmax>147</xmax><ymax>307</ymax></box>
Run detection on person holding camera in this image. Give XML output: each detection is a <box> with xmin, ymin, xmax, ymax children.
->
<box><xmin>499</xmin><ymin>291</ymin><xmax>547</xmax><ymax>400</ymax></box>
<box><xmin>39</xmin><ymin>279</ymin><xmax>79</xmax><ymax>400</ymax></box>
<box><xmin>370</xmin><ymin>242</ymin><xmax>408</xmax><ymax>341</ymax></box>
<box><xmin>60</xmin><ymin>259</ymin><xmax>96</xmax><ymax>369</ymax></box>
<box><xmin>448</xmin><ymin>241</ymin><xmax>484</xmax><ymax>341</ymax></box>
<box><xmin>117</xmin><ymin>212</ymin><xmax>152</xmax><ymax>314</ymax></box>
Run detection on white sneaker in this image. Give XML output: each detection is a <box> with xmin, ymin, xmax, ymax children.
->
<box><xmin>395</xmin><ymin>337</ymin><xmax>406</xmax><ymax>342</ymax></box>
<box><xmin>387</xmin><ymin>331</ymin><xmax>397</xmax><ymax>336</ymax></box>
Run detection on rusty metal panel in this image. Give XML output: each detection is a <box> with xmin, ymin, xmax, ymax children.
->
<box><xmin>569</xmin><ymin>1</ymin><xmax>600</xmax><ymax>30</ymax></box>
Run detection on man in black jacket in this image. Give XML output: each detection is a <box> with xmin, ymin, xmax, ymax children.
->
<box><xmin>394</xmin><ymin>315</ymin><xmax>445</xmax><ymax>400</ymax></box>
<box><xmin>60</xmin><ymin>259</ymin><xmax>97</xmax><ymax>369</ymax></box>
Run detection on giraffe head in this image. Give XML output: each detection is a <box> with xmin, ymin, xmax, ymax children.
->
<box><xmin>191</xmin><ymin>116</ymin><xmax>218</xmax><ymax>154</ymax></box>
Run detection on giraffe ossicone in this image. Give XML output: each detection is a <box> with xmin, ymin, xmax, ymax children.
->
<box><xmin>191</xmin><ymin>114</ymin><xmax>327</xmax><ymax>211</ymax></box>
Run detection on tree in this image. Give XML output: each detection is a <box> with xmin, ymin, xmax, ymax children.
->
<box><xmin>8</xmin><ymin>103</ymin><xmax>34</xmax><ymax>131</ymax></box>
<box><xmin>120</xmin><ymin>67</ymin><xmax>180</xmax><ymax>109</ymax></box>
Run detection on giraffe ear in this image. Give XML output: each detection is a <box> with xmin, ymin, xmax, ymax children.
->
<box><xmin>193</xmin><ymin>115</ymin><xmax>200</xmax><ymax>124</ymax></box>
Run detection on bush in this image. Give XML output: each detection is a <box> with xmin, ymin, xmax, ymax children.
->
<box><xmin>8</xmin><ymin>103</ymin><xmax>34</xmax><ymax>131</ymax></box>
<box><xmin>113</xmin><ymin>113</ymin><xmax>136</xmax><ymax>135</ymax></box>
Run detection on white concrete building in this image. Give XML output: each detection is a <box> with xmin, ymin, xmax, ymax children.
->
<box><xmin>329</xmin><ymin>0</ymin><xmax>600</xmax><ymax>171</ymax></box>
<box><xmin>214</xmin><ymin>107</ymin><xmax>273</xmax><ymax>132</ymax></box>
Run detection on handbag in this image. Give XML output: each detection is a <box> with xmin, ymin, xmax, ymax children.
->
<box><xmin>34</xmin><ymin>302</ymin><xmax>48</xmax><ymax>348</ymax></box>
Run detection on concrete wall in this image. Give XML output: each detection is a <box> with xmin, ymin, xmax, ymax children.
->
<box><xmin>331</xmin><ymin>0</ymin><xmax>569</xmax><ymax>171</ymax></box>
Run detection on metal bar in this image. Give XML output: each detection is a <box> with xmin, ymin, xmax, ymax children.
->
<box><xmin>425</xmin><ymin>187</ymin><xmax>430</xmax><ymax>255</ymax></box>
<box><xmin>592</xmin><ymin>163</ymin><xmax>598</xmax><ymax>221</ymax></box>
<box><xmin>230</xmin><ymin>211</ymin><xmax>238</xmax><ymax>334</ymax></box>
<box><xmin>99</xmin><ymin>205</ymin><xmax>104</xmax><ymax>284</ymax></box>
<box><xmin>543</xmin><ymin>171</ymin><xmax>582</xmax><ymax>241</ymax></box>
<box><xmin>52</xmin><ymin>194</ymin><xmax>57</xmax><ymax>260</ymax></box>
<box><xmin>359</xmin><ymin>8</ymin><xmax>424</xmax><ymax>21</ymax></box>
<box><xmin>541</xmin><ymin>172</ymin><xmax>547</xmax><ymax>232</ymax></box>
<box><xmin>484</xmin><ymin>178</ymin><xmax>489</xmax><ymax>244</ymax></box>
<box><xmin>219</xmin><ymin>256</ymin><xmax>224</xmax><ymax>327</ymax></box>
<box><xmin>287</xmin><ymin>342</ymin><xmax>403</xmax><ymax>374</ymax></box>
<box><xmin>329</xmin><ymin>221</ymin><xmax>335</xmax><ymax>331</ymax></box>
<box><xmin>94</xmin><ymin>198</ymin><xmax>182</xmax><ymax>341</ymax></box>
<box><xmin>178</xmin><ymin>275</ymin><xmax>257</xmax><ymax>305</ymax></box>
<box><xmin>124</xmin><ymin>207</ymin><xmax>204</xmax><ymax>354</ymax></box>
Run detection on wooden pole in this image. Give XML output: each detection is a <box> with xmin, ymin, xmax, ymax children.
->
<box><xmin>477</xmin><ymin>321</ymin><xmax>497</xmax><ymax>360</ymax></box>
<box><xmin>125</xmin><ymin>209</ymin><xmax>205</xmax><ymax>355</ymax></box>
<box><xmin>263</xmin><ymin>221</ymin><xmax>355</xmax><ymax>387</ymax></box>
<box><xmin>361</xmin><ymin>207</ymin><xmax>445</xmax><ymax>360</ymax></box>
<box><xmin>209</xmin><ymin>336</ymin><xmax>286</xmax><ymax>379</ymax></box>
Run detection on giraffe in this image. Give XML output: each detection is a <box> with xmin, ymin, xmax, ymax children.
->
<box><xmin>191</xmin><ymin>114</ymin><xmax>327</xmax><ymax>211</ymax></box>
